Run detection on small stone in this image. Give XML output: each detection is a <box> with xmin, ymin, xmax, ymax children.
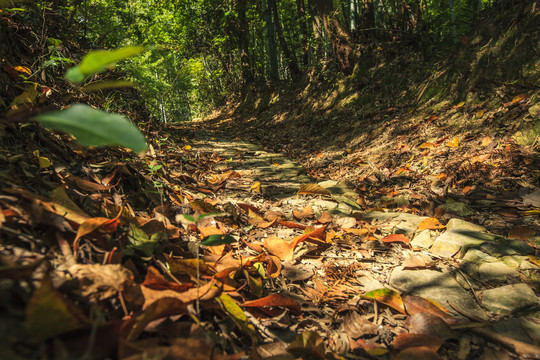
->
<box><xmin>481</xmin><ymin>284</ymin><xmax>539</xmax><ymax>314</ymax></box>
<box><xmin>411</xmin><ymin>229</ymin><xmax>435</xmax><ymax>249</ymax></box>
<box><xmin>462</xmin><ymin>249</ymin><xmax>497</xmax><ymax>264</ymax></box>
<box><xmin>445</xmin><ymin>219</ymin><xmax>486</xmax><ymax>232</ymax></box>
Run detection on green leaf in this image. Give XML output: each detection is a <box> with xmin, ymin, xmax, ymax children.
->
<box><xmin>36</xmin><ymin>104</ymin><xmax>147</xmax><ymax>153</ymax></box>
<box><xmin>126</xmin><ymin>223</ymin><xmax>159</xmax><ymax>257</ymax></box>
<box><xmin>200</xmin><ymin>234</ymin><xmax>236</xmax><ymax>246</ymax></box>
<box><xmin>65</xmin><ymin>46</ymin><xmax>145</xmax><ymax>83</ymax></box>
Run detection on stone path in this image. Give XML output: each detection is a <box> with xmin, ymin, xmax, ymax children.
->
<box><xmin>187</xmin><ymin>135</ymin><xmax>540</xmax><ymax>349</ymax></box>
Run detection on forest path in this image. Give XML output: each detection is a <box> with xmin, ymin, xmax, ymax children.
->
<box><xmin>166</xmin><ymin>124</ymin><xmax>540</xmax><ymax>358</ymax></box>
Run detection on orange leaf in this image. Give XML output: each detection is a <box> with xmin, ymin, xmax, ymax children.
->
<box><xmin>141</xmin><ymin>279</ymin><xmax>220</xmax><ymax>310</ymax></box>
<box><xmin>316</xmin><ymin>211</ymin><xmax>333</xmax><ymax>224</ymax></box>
<box><xmin>198</xmin><ymin>226</ymin><xmax>223</xmax><ymax>237</ymax></box>
<box><xmin>480</xmin><ymin>136</ymin><xmax>492</xmax><ymax>147</ymax></box>
<box><xmin>528</xmin><ymin>256</ymin><xmax>540</xmax><ymax>267</ymax></box>
<box><xmin>142</xmin><ymin>267</ymin><xmax>194</xmax><ymax>292</ymax></box>
<box><xmin>381</xmin><ymin>233</ymin><xmax>410</xmax><ymax>245</ymax></box>
<box><xmin>277</xmin><ymin>220</ymin><xmax>307</xmax><ymax>230</ymax></box>
<box><xmin>365</xmin><ymin>288</ymin><xmax>406</xmax><ymax>314</ymax></box>
<box><xmin>263</xmin><ymin>236</ymin><xmax>293</xmax><ymax>260</ymax></box>
<box><xmin>393</xmin><ymin>333</ymin><xmax>444</xmax><ymax>352</ymax></box>
<box><xmin>427</xmin><ymin>114</ymin><xmax>438</xmax><ymax>122</ymax></box>
<box><xmin>417</xmin><ymin>218</ymin><xmax>445</xmax><ymax>231</ymax></box>
<box><xmin>462</xmin><ymin>186</ymin><xmax>472</xmax><ymax>194</ymax></box>
<box><xmin>470</xmin><ymin>154</ymin><xmax>490</xmax><ymax>164</ymax></box>
<box><xmin>475</xmin><ymin>110</ymin><xmax>484</xmax><ymax>118</ymax></box>
<box><xmin>74</xmin><ymin>216</ymin><xmax>120</xmax><ymax>242</ymax></box>
<box><xmin>418</xmin><ymin>142</ymin><xmax>435</xmax><ymax>149</ymax></box>
<box><xmin>446</xmin><ymin>137</ymin><xmax>459</xmax><ymax>148</ymax></box>
<box><xmin>436</xmin><ymin>173</ymin><xmax>448</xmax><ymax>181</ymax></box>
<box><xmin>512</xmin><ymin>94</ymin><xmax>526</xmax><ymax>103</ymax></box>
<box><xmin>243</xmin><ymin>293</ymin><xmax>301</xmax><ymax>315</ymax></box>
<box><xmin>290</xmin><ymin>226</ymin><xmax>326</xmax><ymax>250</ymax></box>
<box><xmin>292</xmin><ymin>205</ymin><xmax>314</xmax><ymax>220</ymax></box>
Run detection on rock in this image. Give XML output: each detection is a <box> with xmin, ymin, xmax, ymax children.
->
<box><xmin>389</xmin><ymin>266</ymin><xmax>487</xmax><ymax>320</ymax></box>
<box><xmin>442</xmin><ymin>199</ymin><xmax>474</xmax><ymax>217</ymax></box>
<box><xmin>430</xmin><ymin>220</ymin><xmax>534</xmax><ymax>258</ymax></box>
<box><xmin>481</xmin><ymin>284</ymin><xmax>539</xmax><ymax>314</ymax></box>
<box><xmin>521</xmin><ymin>189</ymin><xmax>540</xmax><ymax>207</ymax></box>
<box><xmin>529</xmin><ymin>103</ymin><xmax>540</xmax><ymax>118</ymax></box>
<box><xmin>364</xmin><ymin>212</ymin><xmax>427</xmax><ymax>237</ymax></box>
<box><xmin>461</xmin><ymin>249</ymin><xmax>497</xmax><ymax>264</ymax></box>
<box><xmin>446</xmin><ymin>219</ymin><xmax>486</xmax><ymax>232</ymax></box>
<box><xmin>311</xmin><ymin>199</ymin><xmax>338</xmax><ymax>212</ymax></box>
<box><xmin>461</xmin><ymin>261</ymin><xmax>520</xmax><ymax>282</ymax></box>
<box><xmin>411</xmin><ymin>230</ymin><xmax>435</xmax><ymax>249</ymax></box>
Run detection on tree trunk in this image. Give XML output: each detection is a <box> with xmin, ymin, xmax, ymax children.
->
<box><xmin>264</xmin><ymin>0</ymin><xmax>280</xmax><ymax>80</ymax></box>
<box><xmin>296</xmin><ymin>0</ymin><xmax>310</xmax><ymax>68</ymax></box>
<box><xmin>312</xmin><ymin>0</ymin><xmax>353</xmax><ymax>73</ymax></box>
<box><xmin>270</xmin><ymin>0</ymin><xmax>301</xmax><ymax>81</ymax></box>
<box><xmin>234</xmin><ymin>0</ymin><xmax>254</xmax><ymax>83</ymax></box>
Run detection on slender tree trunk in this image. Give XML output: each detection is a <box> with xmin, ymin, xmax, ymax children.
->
<box><xmin>264</xmin><ymin>0</ymin><xmax>280</xmax><ymax>80</ymax></box>
<box><xmin>270</xmin><ymin>0</ymin><xmax>301</xmax><ymax>80</ymax></box>
<box><xmin>234</xmin><ymin>0</ymin><xmax>254</xmax><ymax>83</ymax></box>
<box><xmin>296</xmin><ymin>0</ymin><xmax>310</xmax><ymax>68</ymax></box>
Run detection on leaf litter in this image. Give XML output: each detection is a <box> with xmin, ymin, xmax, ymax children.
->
<box><xmin>1</xmin><ymin>38</ymin><xmax>540</xmax><ymax>360</ymax></box>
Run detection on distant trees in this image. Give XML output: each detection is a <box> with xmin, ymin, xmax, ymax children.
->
<box><xmin>32</xmin><ymin>0</ymin><xmax>500</xmax><ymax>120</ymax></box>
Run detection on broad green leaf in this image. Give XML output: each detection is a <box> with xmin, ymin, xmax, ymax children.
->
<box><xmin>81</xmin><ymin>80</ymin><xmax>136</xmax><ymax>93</ymax></box>
<box><xmin>200</xmin><ymin>234</ymin><xmax>236</xmax><ymax>246</ymax></box>
<box><xmin>125</xmin><ymin>223</ymin><xmax>159</xmax><ymax>257</ymax></box>
<box><xmin>216</xmin><ymin>293</ymin><xmax>256</xmax><ymax>337</ymax></box>
<box><xmin>36</xmin><ymin>104</ymin><xmax>146</xmax><ymax>153</ymax></box>
<box><xmin>65</xmin><ymin>46</ymin><xmax>145</xmax><ymax>83</ymax></box>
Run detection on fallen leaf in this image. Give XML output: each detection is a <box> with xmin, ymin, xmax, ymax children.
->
<box><xmin>402</xmin><ymin>294</ymin><xmax>458</xmax><ymax>326</ymax></box>
<box><xmin>127</xmin><ymin>297</ymin><xmax>188</xmax><ymax>341</ymax></box>
<box><xmin>277</xmin><ymin>220</ymin><xmax>307</xmax><ymax>230</ymax></box>
<box><xmin>25</xmin><ymin>275</ymin><xmax>89</xmax><ymax>340</ymax></box>
<box><xmin>528</xmin><ymin>256</ymin><xmax>540</xmax><ymax>267</ymax></box>
<box><xmin>263</xmin><ymin>236</ymin><xmax>293</xmax><ymax>260</ymax></box>
<box><xmin>402</xmin><ymin>253</ymin><xmax>435</xmax><ymax>270</ymax></box>
<box><xmin>508</xmin><ymin>226</ymin><xmax>535</xmax><ymax>240</ymax></box>
<box><xmin>141</xmin><ymin>279</ymin><xmax>221</xmax><ymax>309</ymax></box>
<box><xmin>512</xmin><ymin>94</ymin><xmax>526</xmax><ymax>103</ymax></box>
<box><xmin>343</xmin><ymin>311</ymin><xmax>378</xmax><ymax>338</ymax></box>
<box><xmin>381</xmin><ymin>233</ymin><xmax>410</xmax><ymax>246</ymax></box>
<box><xmin>446</xmin><ymin>137</ymin><xmax>459</xmax><ymax>148</ymax></box>
<box><xmin>74</xmin><ymin>216</ymin><xmax>120</xmax><ymax>242</ymax></box>
<box><xmin>316</xmin><ymin>211</ymin><xmax>333</xmax><ymax>224</ymax></box>
<box><xmin>475</xmin><ymin>110</ymin><xmax>484</xmax><ymax>118</ymax></box>
<box><xmin>182</xmin><ymin>145</ymin><xmax>192</xmax><ymax>150</ymax></box>
<box><xmin>365</xmin><ymin>288</ymin><xmax>406</xmax><ymax>314</ymax></box>
<box><xmin>287</xmin><ymin>331</ymin><xmax>326</xmax><ymax>358</ymax></box>
<box><xmin>456</xmin><ymin>101</ymin><xmax>465</xmax><ymax>108</ymax></box>
<box><xmin>393</xmin><ymin>346</ymin><xmax>441</xmax><ymax>360</ymax></box>
<box><xmin>417</xmin><ymin>217</ymin><xmax>445</xmax><ymax>231</ymax></box>
<box><xmin>469</xmin><ymin>154</ymin><xmax>490</xmax><ymax>164</ymax></box>
<box><xmin>352</xmin><ymin>339</ymin><xmax>389</xmax><ymax>356</ymax></box>
<box><xmin>427</xmin><ymin>114</ymin><xmax>438</xmax><ymax>122</ymax></box>
<box><xmin>393</xmin><ymin>333</ymin><xmax>444</xmax><ymax>351</ymax></box>
<box><xmin>297</xmin><ymin>183</ymin><xmax>331</xmax><ymax>196</ymax></box>
<box><xmin>462</xmin><ymin>186</ymin><xmax>472</xmax><ymax>194</ymax></box>
<box><xmin>418</xmin><ymin>142</ymin><xmax>435</xmax><ymax>149</ymax></box>
<box><xmin>251</xmin><ymin>181</ymin><xmax>261</xmax><ymax>192</ymax></box>
<box><xmin>480</xmin><ymin>135</ymin><xmax>492</xmax><ymax>147</ymax></box>
<box><xmin>217</xmin><ymin>293</ymin><xmax>256</xmax><ymax>336</ymax></box>
<box><xmin>69</xmin><ymin>263</ymin><xmax>133</xmax><ymax>301</ymax></box>
<box><xmin>293</xmin><ymin>205</ymin><xmax>314</xmax><ymax>220</ymax></box>
<box><xmin>290</xmin><ymin>226</ymin><xmax>326</xmax><ymax>250</ymax></box>
<box><xmin>141</xmin><ymin>266</ymin><xmax>194</xmax><ymax>292</ymax></box>
<box><xmin>243</xmin><ymin>293</ymin><xmax>301</xmax><ymax>315</ymax></box>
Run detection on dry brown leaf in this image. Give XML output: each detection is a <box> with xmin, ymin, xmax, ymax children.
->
<box><xmin>393</xmin><ymin>333</ymin><xmax>444</xmax><ymax>352</ymax></box>
<box><xmin>402</xmin><ymin>253</ymin><xmax>435</xmax><ymax>270</ymax></box>
<box><xmin>508</xmin><ymin>226</ymin><xmax>535</xmax><ymax>240</ymax></box>
<box><xmin>69</xmin><ymin>264</ymin><xmax>133</xmax><ymax>301</ymax></box>
<box><xmin>292</xmin><ymin>205</ymin><xmax>314</xmax><ymax>220</ymax></box>
<box><xmin>141</xmin><ymin>279</ymin><xmax>221</xmax><ymax>309</ymax></box>
<box><xmin>317</xmin><ymin>211</ymin><xmax>333</xmax><ymax>224</ymax></box>
<box><xmin>263</xmin><ymin>236</ymin><xmax>293</xmax><ymax>260</ymax></box>
<box><xmin>297</xmin><ymin>183</ymin><xmax>331</xmax><ymax>196</ymax></box>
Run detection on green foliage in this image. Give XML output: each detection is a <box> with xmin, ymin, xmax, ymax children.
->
<box><xmin>36</xmin><ymin>104</ymin><xmax>147</xmax><ymax>153</ymax></box>
<box><xmin>65</xmin><ymin>46</ymin><xmax>145</xmax><ymax>83</ymax></box>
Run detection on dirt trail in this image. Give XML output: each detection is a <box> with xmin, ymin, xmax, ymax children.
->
<box><xmin>168</xmin><ymin>126</ymin><xmax>540</xmax><ymax>359</ymax></box>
